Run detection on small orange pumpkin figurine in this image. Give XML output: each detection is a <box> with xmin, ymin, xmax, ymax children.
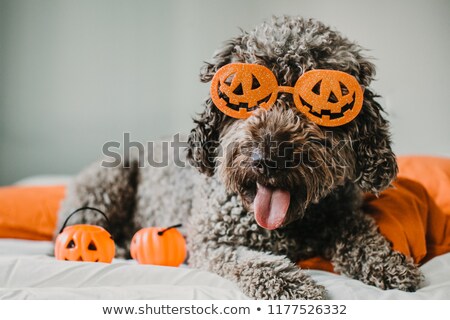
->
<box><xmin>130</xmin><ymin>224</ymin><xmax>186</xmax><ymax>267</ymax></box>
<box><xmin>54</xmin><ymin>207</ymin><xmax>115</xmax><ymax>263</ymax></box>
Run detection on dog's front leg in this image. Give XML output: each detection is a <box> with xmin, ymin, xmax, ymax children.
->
<box><xmin>189</xmin><ymin>245</ymin><xmax>325</xmax><ymax>299</ymax></box>
<box><xmin>331</xmin><ymin>213</ymin><xmax>422</xmax><ymax>291</ymax></box>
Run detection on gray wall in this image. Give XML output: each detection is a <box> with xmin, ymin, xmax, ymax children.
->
<box><xmin>1</xmin><ymin>0</ymin><xmax>449</xmax><ymax>185</ymax></box>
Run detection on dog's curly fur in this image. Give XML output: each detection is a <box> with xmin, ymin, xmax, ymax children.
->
<box><xmin>56</xmin><ymin>16</ymin><xmax>422</xmax><ymax>299</ymax></box>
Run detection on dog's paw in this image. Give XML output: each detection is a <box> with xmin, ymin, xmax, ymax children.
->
<box><xmin>382</xmin><ymin>251</ymin><xmax>423</xmax><ymax>292</ymax></box>
<box><xmin>237</xmin><ymin>258</ymin><xmax>326</xmax><ymax>299</ymax></box>
<box><xmin>363</xmin><ymin>251</ymin><xmax>423</xmax><ymax>292</ymax></box>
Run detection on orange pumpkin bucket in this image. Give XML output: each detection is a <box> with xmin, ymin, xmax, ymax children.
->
<box><xmin>130</xmin><ymin>224</ymin><xmax>186</xmax><ymax>267</ymax></box>
<box><xmin>54</xmin><ymin>207</ymin><xmax>115</xmax><ymax>263</ymax></box>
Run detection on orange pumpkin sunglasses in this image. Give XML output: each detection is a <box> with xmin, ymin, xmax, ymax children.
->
<box><xmin>210</xmin><ymin>63</ymin><xmax>364</xmax><ymax>127</ymax></box>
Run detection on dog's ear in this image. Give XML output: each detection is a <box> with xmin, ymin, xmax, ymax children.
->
<box><xmin>352</xmin><ymin>89</ymin><xmax>398</xmax><ymax>193</ymax></box>
<box><xmin>187</xmin><ymin>36</ymin><xmax>242</xmax><ymax>176</ymax></box>
<box><xmin>187</xmin><ymin>99</ymin><xmax>226</xmax><ymax>176</ymax></box>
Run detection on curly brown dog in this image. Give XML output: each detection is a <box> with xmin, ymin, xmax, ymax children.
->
<box><xmin>57</xmin><ymin>16</ymin><xmax>422</xmax><ymax>299</ymax></box>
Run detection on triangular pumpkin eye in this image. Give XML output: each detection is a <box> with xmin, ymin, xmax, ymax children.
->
<box><xmin>312</xmin><ymin>80</ymin><xmax>322</xmax><ymax>95</ymax></box>
<box><xmin>88</xmin><ymin>241</ymin><xmax>97</xmax><ymax>251</ymax></box>
<box><xmin>66</xmin><ymin>240</ymin><xmax>76</xmax><ymax>249</ymax></box>
<box><xmin>339</xmin><ymin>82</ymin><xmax>349</xmax><ymax>95</ymax></box>
<box><xmin>251</xmin><ymin>75</ymin><xmax>261</xmax><ymax>89</ymax></box>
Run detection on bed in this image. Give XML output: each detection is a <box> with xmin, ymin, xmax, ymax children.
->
<box><xmin>1</xmin><ymin>157</ymin><xmax>450</xmax><ymax>300</ymax></box>
<box><xmin>0</xmin><ymin>238</ymin><xmax>449</xmax><ymax>299</ymax></box>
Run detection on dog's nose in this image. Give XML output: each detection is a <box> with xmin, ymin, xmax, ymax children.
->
<box><xmin>251</xmin><ymin>151</ymin><xmax>278</xmax><ymax>175</ymax></box>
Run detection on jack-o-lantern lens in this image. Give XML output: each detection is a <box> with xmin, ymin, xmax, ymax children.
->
<box><xmin>210</xmin><ymin>63</ymin><xmax>279</xmax><ymax>119</ymax></box>
<box><xmin>293</xmin><ymin>70</ymin><xmax>363</xmax><ymax>127</ymax></box>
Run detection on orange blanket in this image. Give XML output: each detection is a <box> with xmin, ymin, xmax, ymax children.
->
<box><xmin>0</xmin><ymin>185</ymin><xmax>65</xmax><ymax>240</ymax></box>
<box><xmin>299</xmin><ymin>156</ymin><xmax>450</xmax><ymax>272</ymax></box>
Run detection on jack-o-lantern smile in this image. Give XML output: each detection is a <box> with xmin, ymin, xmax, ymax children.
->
<box><xmin>300</xmin><ymin>93</ymin><xmax>355</xmax><ymax>118</ymax></box>
<box><xmin>210</xmin><ymin>63</ymin><xmax>364</xmax><ymax>127</ymax></box>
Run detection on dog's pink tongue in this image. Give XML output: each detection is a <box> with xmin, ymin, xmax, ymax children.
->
<box><xmin>253</xmin><ymin>183</ymin><xmax>290</xmax><ymax>230</ymax></box>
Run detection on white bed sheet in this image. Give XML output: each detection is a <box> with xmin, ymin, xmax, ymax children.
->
<box><xmin>0</xmin><ymin>239</ymin><xmax>449</xmax><ymax>300</ymax></box>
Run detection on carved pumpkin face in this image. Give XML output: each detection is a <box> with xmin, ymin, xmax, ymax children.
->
<box><xmin>130</xmin><ymin>226</ymin><xmax>186</xmax><ymax>267</ymax></box>
<box><xmin>210</xmin><ymin>63</ymin><xmax>364</xmax><ymax>127</ymax></box>
<box><xmin>54</xmin><ymin>225</ymin><xmax>115</xmax><ymax>263</ymax></box>
<box><xmin>210</xmin><ymin>63</ymin><xmax>279</xmax><ymax>119</ymax></box>
<box><xmin>293</xmin><ymin>70</ymin><xmax>363</xmax><ymax>127</ymax></box>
